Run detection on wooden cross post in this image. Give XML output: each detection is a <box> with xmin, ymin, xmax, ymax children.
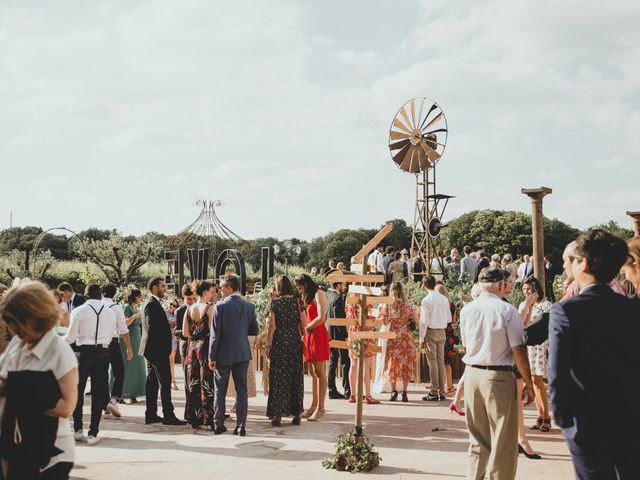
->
<box><xmin>326</xmin><ymin>224</ymin><xmax>396</xmax><ymax>439</ymax></box>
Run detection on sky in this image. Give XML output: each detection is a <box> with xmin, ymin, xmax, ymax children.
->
<box><xmin>1</xmin><ymin>0</ymin><xmax>639</xmax><ymax>240</ymax></box>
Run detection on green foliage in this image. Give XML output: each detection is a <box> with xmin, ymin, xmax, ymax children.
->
<box><xmin>381</xmin><ymin>218</ymin><xmax>412</xmax><ymax>251</ymax></box>
<box><xmin>306</xmin><ymin>229</ymin><xmax>374</xmax><ymax>269</ymax></box>
<box><xmin>591</xmin><ymin>220</ymin><xmax>634</xmax><ymax>240</ymax></box>
<box><xmin>323</xmin><ymin>429</ymin><xmax>381</xmax><ymax>473</ymax></box>
<box><xmin>251</xmin><ymin>278</ymin><xmax>276</xmax><ymax>330</ymax></box>
<box><xmin>442</xmin><ymin>210</ymin><xmax>580</xmax><ymax>263</ymax></box>
<box><xmin>72</xmin><ymin>233</ymin><xmax>162</xmax><ymax>286</ymax></box>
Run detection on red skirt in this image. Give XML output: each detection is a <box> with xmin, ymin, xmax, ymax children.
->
<box><xmin>303</xmin><ymin>325</ymin><xmax>330</xmax><ymax>362</ymax></box>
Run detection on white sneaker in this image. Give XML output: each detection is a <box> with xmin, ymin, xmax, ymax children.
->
<box><xmin>87</xmin><ymin>435</ymin><xmax>101</xmax><ymax>446</ymax></box>
<box><xmin>106</xmin><ymin>401</ymin><xmax>121</xmax><ymax>418</ymax></box>
<box><xmin>74</xmin><ymin>430</ymin><xmax>85</xmax><ymax>442</ymax></box>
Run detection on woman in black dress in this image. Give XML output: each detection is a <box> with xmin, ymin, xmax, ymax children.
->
<box><xmin>266</xmin><ymin>275</ymin><xmax>305</xmax><ymax>426</ymax></box>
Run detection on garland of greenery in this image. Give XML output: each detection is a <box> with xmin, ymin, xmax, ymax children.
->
<box><xmin>323</xmin><ymin>428</ymin><xmax>381</xmax><ymax>473</ymax></box>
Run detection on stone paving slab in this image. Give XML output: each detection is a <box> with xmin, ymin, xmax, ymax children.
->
<box><xmin>72</xmin><ymin>371</ymin><xmax>574</xmax><ymax>479</ymax></box>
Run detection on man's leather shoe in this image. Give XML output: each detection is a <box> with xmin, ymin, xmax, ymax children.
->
<box><xmin>233</xmin><ymin>426</ymin><xmax>246</xmax><ymax>436</ymax></box>
<box><xmin>329</xmin><ymin>391</ymin><xmax>344</xmax><ymax>399</ymax></box>
<box><xmin>145</xmin><ymin>415</ymin><xmax>164</xmax><ymax>424</ymax></box>
<box><xmin>162</xmin><ymin>417</ymin><xmax>187</xmax><ymax>426</ymax></box>
<box><xmin>214</xmin><ymin>426</ymin><xmax>227</xmax><ymax>435</ymax></box>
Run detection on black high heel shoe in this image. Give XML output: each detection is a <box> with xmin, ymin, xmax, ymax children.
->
<box><xmin>390</xmin><ymin>390</ymin><xmax>398</xmax><ymax>402</ymax></box>
<box><xmin>518</xmin><ymin>444</ymin><xmax>542</xmax><ymax>460</ymax></box>
<box><xmin>401</xmin><ymin>391</ymin><xmax>409</xmax><ymax>402</ymax></box>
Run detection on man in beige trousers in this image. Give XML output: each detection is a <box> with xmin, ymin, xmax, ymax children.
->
<box><xmin>459</xmin><ymin>268</ymin><xmax>534</xmax><ymax>480</ymax></box>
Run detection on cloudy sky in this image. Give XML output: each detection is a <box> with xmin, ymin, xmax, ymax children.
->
<box><xmin>1</xmin><ymin>0</ymin><xmax>639</xmax><ymax>240</ymax></box>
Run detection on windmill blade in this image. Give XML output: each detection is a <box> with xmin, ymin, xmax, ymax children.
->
<box><xmin>389</xmin><ymin>138</ymin><xmax>410</xmax><ymax>151</ymax></box>
<box><xmin>393</xmin><ymin>117</ymin><xmax>412</xmax><ymax>134</ymax></box>
<box><xmin>424</xmin><ymin>128</ymin><xmax>448</xmax><ymax>135</ymax></box>
<box><xmin>389</xmin><ymin>130</ymin><xmax>410</xmax><ymax>141</ymax></box>
<box><xmin>400</xmin><ymin>106</ymin><xmax>413</xmax><ymax>131</ymax></box>
<box><xmin>392</xmin><ymin>142</ymin><xmax>412</xmax><ymax>168</ymax></box>
<box><xmin>416</xmin><ymin>148</ymin><xmax>429</xmax><ymax>171</ymax></box>
<box><xmin>419</xmin><ymin>103</ymin><xmax>439</xmax><ymax>129</ymax></box>
<box><xmin>416</xmin><ymin>98</ymin><xmax>425</xmax><ymax>130</ymax></box>
<box><xmin>420</xmin><ymin>140</ymin><xmax>441</xmax><ymax>163</ymax></box>
<box><xmin>410</xmin><ymin>99</ymin><xmax>416</xmax><ymax>129</ymax></box>
<box><xmin>424</xmin><ymin>111</ymin><xmax>444</xmax><ymax>130</ymax></box>
<box><xmin>407</xmin><ymin>147</ymin><xmax>417</xmax><ymax>173</ymax></box>
<box><xmin>400</xmin><ymin>146</ymin><xmax>415</xmax><ymax>171</ymax></box>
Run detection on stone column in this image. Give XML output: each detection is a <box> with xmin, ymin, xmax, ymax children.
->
<box><xmin>521</xmin><ymin>187</ymin><xmax>552</xmax><ymax>295</ymax></box>
<box><xmin>626</xmin><ymin>211</ymin><xmax>640</xmax><ymax>238</ymax></box>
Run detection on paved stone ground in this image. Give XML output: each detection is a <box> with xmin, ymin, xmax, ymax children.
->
<box><xmin>72</xmin><ymin>370</ymin><xmax>574</xmax><ymax>479</ymax></box>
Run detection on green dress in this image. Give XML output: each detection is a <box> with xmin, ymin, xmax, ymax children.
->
<box><xmin>109</xmin><ymin>303</ymin><xmax>147</xmax><ymax>399</ymax></box>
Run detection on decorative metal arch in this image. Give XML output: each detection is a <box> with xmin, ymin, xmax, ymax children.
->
<box><xmin>215</xmin><ymin>249</ymin><xmax>247</xmax><ymax>294</ymax></box>
<box><xmin>30</xmin><ymin>227</ymin><xmax>87</xmax><ymax>279</ymax></box>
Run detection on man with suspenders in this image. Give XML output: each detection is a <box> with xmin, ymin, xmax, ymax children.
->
<box><xmin>65</xmin><ymin>283</ymin><xmax>130</xmax><ymax>445</ymax></box>
<box><xmin>101</xmin><ymin>283</ymin><xmax>133</xmax><ymax>418</ymax></box>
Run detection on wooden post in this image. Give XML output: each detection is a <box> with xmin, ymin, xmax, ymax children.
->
<box><xmin>354</xmin><ymin>256</ymin><xmax>367</xmax><ymax>436</ymax></box>
<box><xmin>627</xmin><ymin>211</ymin><xmax>640</xmax><ymax>238</ymax></box>
<box><xmin>522</xmin><ymin>187</ymin><xmax>552</xmax><ymax>295</ymax></box>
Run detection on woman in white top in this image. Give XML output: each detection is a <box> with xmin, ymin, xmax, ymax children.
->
<box><xmin>518</xmin><ymin>276</ymin><xmax>552</xmax><ymax>433</ymax></box>
<box><xmin>0</xmin><ymin>281</ymin><xmax>78</xmax><ymax>480</ymax></box>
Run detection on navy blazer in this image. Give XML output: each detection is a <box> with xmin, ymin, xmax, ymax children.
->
<box><xmin>209</xmin><ymin>295</ymin><xmax>259</xmax><ymax>363</ymax></box>
<box><xmin>548</xmin><ymin>284</ymin><xmax>640</xmax><ymax>444</ymax></box>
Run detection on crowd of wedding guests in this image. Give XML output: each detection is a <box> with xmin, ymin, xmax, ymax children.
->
<box><xmin>1</xmin><ymin>230</ymin><xmax>639</xmax><ymax>479</ymax></box>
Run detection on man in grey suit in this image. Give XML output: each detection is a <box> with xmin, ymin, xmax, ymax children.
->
<box><xmin>208</xmin><ymin>274</ymin><xmax>259</xmax><ymax>436</ymax></box>
<box><xmin>459</xmin><ymin>245</ymin><xmax>478</xmax><ymax>283</ymax></box>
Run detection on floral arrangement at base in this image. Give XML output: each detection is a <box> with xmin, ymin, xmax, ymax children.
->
<box><xmin>322</xmin><ymin>428</ymin><xmax>381</xmax><ymax>473</ymax></box>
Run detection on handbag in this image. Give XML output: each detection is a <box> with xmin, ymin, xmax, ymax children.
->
<box><xmin>524</xmin><ymin>312</ymin><xmax>549</xmax><ymax>346</ymax></box>
<box><xmin>298</xmin><ymin>299</ymin><xmax>311</xmax><ymax>361</ymax></box>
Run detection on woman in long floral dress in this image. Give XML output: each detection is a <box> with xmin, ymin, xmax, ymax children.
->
<box><xmin>346</xmin><ymin>296</ymin><xmax>380</xmax><ymax>404</ymax></box>
<box><xmin>518</xmin><ymin>277</ymin><xmax>552</xmax><ymax>432</ymax></box>
<box><xmin>378</xmin><ymin>282</ymin><xmax>418</xmax><ymax>402</ymax></box>
<box><xmin>265</xmin><ymin>275</ymin><xmax>305</xmax><ymax>426</ymax></box>
<box><xmin>182</xmin><ymin>280</ymin><xmax>217</xmax><ymax>429</ymax></box>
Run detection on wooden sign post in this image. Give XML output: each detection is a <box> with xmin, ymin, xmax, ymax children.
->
<box><xmin>326</xmin><ymin>224</ymin><xmax>396</xmax><ymax>438</ymax></box>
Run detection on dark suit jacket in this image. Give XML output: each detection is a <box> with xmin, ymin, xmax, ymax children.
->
<box><xmin>209</xmin><ymin>295</ymin><xmax>259</xmax><ymax>363</ymax></box>
<box><xmin>71</xmin><ymin>293</ymin><xmax>85</xmax><ymax>309</ymax></box>
<box><xmin>326</xmin><ymin>289</ymin><xmax>347</xmax><ymax>341</ymax></box>
<box><xmin>140</xmin><ymin>296</ymin><xmax>172</xmax><ymax>361</ymax></box>
<box><xmin>548</xmin><ymin>284</ymin><xmax>640</xmax><ymax>444</ymax></box>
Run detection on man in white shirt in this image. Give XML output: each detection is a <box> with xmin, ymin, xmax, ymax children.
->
<box><xmin>459</xmin><ymin>267</ymin><xmax>534</xmax><ymax>480</ymax></box>
<box><xmin>367</xmin><ymin>245</ymin><xmax>384</xmax><ymax>273</ymax></box>
<box><xmin>65</xmin><ymin>283</ymin><xmax>129</xmax><ymax>445</ymax></box>
<box><xmin>419</xmin><ymin>275</ymin><xmax>452</xmax><ymax>401</ymax></box>
<box><xmin>101</xmin><ymin>283</ymin><xmax>133</xmax><ymax>419</ymax></box>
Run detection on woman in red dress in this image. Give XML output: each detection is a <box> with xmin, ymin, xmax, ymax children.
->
<box><xmin>295</xmin><ymin>274</ymin><xmax>330</xmax><ymax>421</ymax></box>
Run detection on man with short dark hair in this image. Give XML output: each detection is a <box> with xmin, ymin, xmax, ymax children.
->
<box><xmin>419</xmin><ymin>275</ymin><xmax>451</xmax><ymax>401</ymax></box>
<box><xmin>209</xmin><ymin>274</ymin><xmax>259</xmax><ymax>436</ymax></box>
<box><xmin>174</xmin><ymin>283</ymin><xmax>196</xmax><ymax>382</ymax></box>
<box><xmin>460</xmin><ymin>268</ymin><xmax>534</xmax><ymax>479</ymax></box>
<box><xmin>65</xmin><ymin>283</ymin><xmax>126</xmax><ymax>445</ymax></box>
<box><xmin>549</xmin><ymin>230</ymin><xmax>640</xmax><ymax>479</ymax></box>
<box><xmin>326</xmin><ymin>280</ymin><xmax>350</xmax><ymax>399</ymax></box>
<box><xmin>101</xmin><ymin>283</ymin><xmax>133</xmax><ymax>418</ymax></box>
<box><xmin>141</xmin><ymin>277</ymin><xmax>186</xmax><ymax>426</ymax></box>
<box><xmin>58</xmin><ymin>282</ymin><xmax>85</xmax><ymax>313</ymax></box>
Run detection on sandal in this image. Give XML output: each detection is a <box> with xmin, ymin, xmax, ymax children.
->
<box><xmin>539</xmin><ymin>418</ymin><xmax>551</xmax><ymax>432</ymax></box>
<box><xmin>390</xmin><ymin>390</ymin><xmax>398</xmax><ymax>402</ymax></box>
<box><xmin>365</xmin><ymin>396</ymin><xmax>380</xmax><ymax>405</ymax></box>
<box><xmin>348</xmin><ymin>395</ymin><xmax>356</xmax><ymax>403</ymax></box>
<box><xmin>301</xmin><ymin>408</ymin><xmax>316</xmax><ymax>418</ymax></box>
<box><xmin>530</xmin><ymin>418</ymin><xmax>542</xmax><ymax>430</ymax></box>
<box><xmin>308</xmin><ymin>408</ymin><xmax>325</xmax><ymax>421</ymax></box>
<box><xmin>401</xmin><ymin>391</ymin><xmax>409</xmax><ymax>403</ymax></box>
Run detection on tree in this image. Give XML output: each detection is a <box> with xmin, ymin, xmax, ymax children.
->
<box><xmin>73</xmin><ymin>233</ymin><xmax>161</xmax><ymax>286</ymax></box>
<box><xmin>591</xmin><ymin>220</ymin><xmax>634</xmax><ymax>240</ymax></box>
<box><xmin>442</xmin><ymin>210</ymin><xmax>579</xmax><ymax>263</ymax></box>
<box><xmin>245</xmin><ymin>237</ymin><xmax>279</xmax><ymax>271</ymax></box>
<box><xmin>306</xmin><ymin>229</ymin><xmax>373</xmax><ymax>269</ymax></box>
<box><xmin>380</xmin><ymin>219</ymin><xmax>412</xmax><ymax>251</ymax></box>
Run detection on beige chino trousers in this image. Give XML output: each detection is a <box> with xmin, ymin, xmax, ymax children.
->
<box><xmin>464</xmin><ymin>367</ymin><xmax>518</xmax><ymax>480</ymax></box>
<box><xmin>425</xmin><ymin>328</ymin><xmax>446</xmax><ymax>395</ymax></box>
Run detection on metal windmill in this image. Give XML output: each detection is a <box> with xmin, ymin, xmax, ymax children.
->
<box><xmin>388</xmin><ymin>98</ymin><xmax>454</xmax><ymax>276</ymax></box>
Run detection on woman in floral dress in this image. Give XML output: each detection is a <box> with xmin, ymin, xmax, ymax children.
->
<box><xmin>378</xmin><ymin>282</ymin><xmax>418</xmax><ymax>402</ymax></box>
<box><xmin>518</xmin><ymin>277</ymin><xmax>552</xmax><ymax>432</ymax></box>
<box><xmin>265</xmin><ymin>275</ymin><xmax>305</xmax><ymax>426</ymax></box>
<box><xmin>346</xmin><ymin>296</ymin><xmax>380</xmax><ymax>404</ymax></box>
<box><xmin>182</xmin><ymin>280</ymin><xmax>217</xmax><ymax>429</ymax></box>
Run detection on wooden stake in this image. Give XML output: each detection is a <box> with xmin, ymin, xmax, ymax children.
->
<box><xmin>354</xmin><ymin>256</ymin><xmax>368</xmax><ymax>436</ymax></box>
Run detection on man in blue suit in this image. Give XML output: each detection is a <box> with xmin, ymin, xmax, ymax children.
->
<box><xmin>549</xmin><ymin>229</ymin><xmax>640</xmax><ymax>479</ymax></box>
<box><xmin>208</xmin><ymin>274</ymin><xmax>259</xmax><ymax>436</ymax></box>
